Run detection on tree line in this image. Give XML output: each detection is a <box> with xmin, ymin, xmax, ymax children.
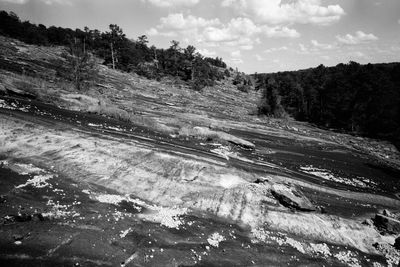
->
<box><xmin>255</xmin><ymin>61</ymin><xmax>400</xmax><ymax>147</ymax></box>
<box><xmin>0</xmin><ymin>10</ymin><xmax>228</xmax><ymax>90</ymax></box>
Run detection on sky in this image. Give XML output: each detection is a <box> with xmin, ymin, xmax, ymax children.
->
<box><xmin>1</xmin><ymin>0</ymin><xmax>399</xmax><ymax>73</ymax></box>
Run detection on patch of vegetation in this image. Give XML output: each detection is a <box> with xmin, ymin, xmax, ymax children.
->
<box><xmin>0</xmin><ymin>10</ymin><xmax>228</xmax><ymax>91</ymax></box>
<box><xmin>254</xmin><ymin>62</ymin><xmax>400</xmax><ymax>146</ymax></box>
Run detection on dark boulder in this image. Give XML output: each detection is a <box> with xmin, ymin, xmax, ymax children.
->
<box><xmin>374</xmin><ymin>213</ymin><xmax>400</xmax><ymax>234</ymax></box>
<box><xmin>271</xmin><ymin>184</ymin><xmax>316</xmax><ymax>212</ymax></box>
<box><xmin>394</xmin><ymin>236</ymin><xmax>400</xmax><ymax>250</ymax></box>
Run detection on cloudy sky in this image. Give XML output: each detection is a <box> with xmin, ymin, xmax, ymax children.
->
<box><xmin>1</xmin><ymin>0</ymin><xmax>399</xmax><ymax>73</ymax></box>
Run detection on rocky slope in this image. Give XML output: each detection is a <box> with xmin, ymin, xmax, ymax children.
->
<box><xmin>1</xmin><ymin>36</ymin><xmax>400</xmax><ymax>266</ymax></box>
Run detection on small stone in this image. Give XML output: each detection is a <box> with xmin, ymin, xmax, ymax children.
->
<box><xmin>15</xmin><ymin>213</ymin><xmax>32</xmax><ymax>222</ymax></box>
<box><xmin>32</xmin><ymin>213</ymin><xmax>45</xmax><ymax>222</ymax></box>
<box><xmin>14</xmin><ymin>241</ymin><xmax>22</xmax><ymax>245</ymax></box>
<box><xmin>13</xmin><ymin>234</ymin><xmax>24</xmax><ymax>241</ymax></box>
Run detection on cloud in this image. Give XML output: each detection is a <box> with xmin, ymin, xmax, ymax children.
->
<box><xmin>146</xmin><ymin>28</ymin><xmax>177</xmax><ymax>37</ymax></box>
<box><xmin>261</xmin><ymin>26</ymin><xmax>300</xmax><ymax>38</ymax></box>
<box><xmin>202</xmin><ymin>17</ymin><xmax>259</xmax><ymax>43</ymax></box>
<box><xmin>230</xmin><ymin>50</ymin><xmax>241</xmax><ymax>58</ymax></box>
<box><xmin>264</xmin><ymin>46</ymin><xmax>288</xmax><ymax>53</ymax></box>
<box><xmin>221</xmin><ymin>0</ymin><xmax>345</xmax><ymax>26</ymax></box>
<box><xmin>336</xmin><ymin>31</ymin><xmax>378</xmax><ymax>45</ymax></box>
<box><xmin>201</xmin><ymin>17</ymin><xmax>298</xmax><ymax>49</ymax></box>
<box><xmin>229</xmin><ymin>58</ymin><xmax>244</xmax><ymax>64</ymax></box>
<box><xmin>158</xmin><ymin>13</ymin><xmax>220</xmax><ymax>30</ymax></box>
<box><xmin>320</xmin><ymin>55</ymin><xmax>331</xmax><ymax>60</ymax></box>
<box><xmin>297</xmin><ymin>39</ymin><xmax>337</xmax><ymax>54</ymax></box>
<box><xmin>142</xmin><ymin>0</ymin><xmax>199</xmax><ymax>7</ymax></box>
<box><xmin>148</xmin><ymin>15</ymin><xmax>298</xmax><ymax>53</ymax></box>
<box><xmin>255</xmin><ymin>54</ymin><xmax>265</xmax><ymax>61</ymax></box>
<box><xmin>299</xmin><ymin>43</ymin><xmax>309</xmax><ymax>53</ymax></box>
<box><xmin>147</xmin><ymin>13</ymin><xmax>219</xmax><ymax>42</ymax></box>
<box><xmin>349</xmin><ymin>51</ymin><xmax>367</xmax><ymax>59</ymax></box>
<box><xmin>197</xmin><ymin>48</ymin><xmax>216</xmax><ymax>57</ymax></box>
<box><xmin>0</xmin><ymin>0</ymin><xmax>71</xmax><ymax>4</ymax></box>
<box><xmin>310</xmin><ymin>40</ymin><xmax>335</xmax><ymax>50</ymax></box>
<box><xmin>0</xmin><ymin>0</ymin><xmax>28</xmax><ymax>3</ymax></box>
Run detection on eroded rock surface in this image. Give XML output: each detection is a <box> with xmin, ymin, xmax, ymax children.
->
<box><xmin>1</xmin><ymin>35</ymin><xmax>400</xmax><ymax>266</ymax></box>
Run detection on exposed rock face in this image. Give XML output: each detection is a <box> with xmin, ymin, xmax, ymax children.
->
<box><xmin>374</xmin><ymin>213</ymin><xmax>400</xmax><ymax>234</ymax></box>
<box><xmin>192</xmin><ymin>126</ymin><xmax>255</xmax><ymax>149</ymax></box>
<box><xmin>0</xmin><ymin>113</ymin><xmax>398</xmax><ymax>255</ymax></box>
<box><xmin>270</xmin><ymin>184</ymin><xmax>316</xmax><ymax>212</ymax></box>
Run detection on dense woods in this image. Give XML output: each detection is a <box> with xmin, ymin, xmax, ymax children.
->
<box><xmin>0</xmin><ymin>10</ymin><xmax>227</xmax><ymax>90</ymax></box>
<box><xmin>255</xmin><ymin>62</ymin><xmax>400</xmax><ymax>147</ymax></box>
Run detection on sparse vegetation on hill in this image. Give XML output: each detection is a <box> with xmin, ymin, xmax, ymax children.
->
<box><xmin>255</xmin><ymin>62</ymin><xmax>400</xmax><ymax>147</ymax></box>
<box><xmin>0</xmin><ymin>10</ymin><xmax>228</xmax><ymax>90</ymax></box>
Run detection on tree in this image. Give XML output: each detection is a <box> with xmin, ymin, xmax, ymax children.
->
<box><xmin>62</xmin><ymin>40</ymin><xmax>98</xmax><ymax>90</ymax></box>
<box><xmin>184</xmin><ymin>45</ymin><xmax>196</xmax><ymax>80</ymax></box>
<box><xmin>258</xmin><ymin>78</ymin><xmax>284</xmax><ymax>117</ymax></box>
<box><xmin>105</xmin><ymin>24</ymin><xmax>126</xmax><ymax>69</ymax></box>
<box><xmin>137</xmin><ymin>35</ymin><xmax>148</xmax><ymax>46</ymax></box>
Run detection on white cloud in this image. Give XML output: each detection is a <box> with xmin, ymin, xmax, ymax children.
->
<box><xmin>146</xmin><ymin>27</ymin><xmax>177</xmax><ymax>37</ymax></box>
<box><xmin>202</xmin><ymin>17</ymin><xmax>260</xmax><ymax>43</ymax></box>
<box><xmin>148</xmin><ymin>14</ymin><xmax>219</xmax><ymax>42</ymax></box>
<box><xmin>221</xmin><ymin>0</ymin><xmax>345</xmax><ymax>26</ymax></box>
<box><xmin>297</xmin><ymin>39</ymin><xmax>337</xmax><ymax>54</ymax></box>
<box><xmin>264</xmin><ymin>46</ymin><xmax>288</xmax><ymax>53</ymax></box>
<box><xmin>148</xmin><ymin>15</ymin><xmax>298</xmax><ymax>53</ymax></box>
<box><xmin>231</xmin><ymin>50</ymin><xmax>241</xmax><ymax>58</ymax></box>
<box><xmin>255</xmin><ymin>54</ymin><xmax>265</xmax><ymax>61</ymax></box>
<box><xmin>142</xmin><ymin>0</ymin><xmax>199</xmax><ymax>8</ymax></box>
<box><xmin>197</xmin><ymin>48</ymin><xmax>216</xmax><ymax>57</ymax></box>
<box><xmin>299</xmin><ymin>43</ymin><xmax>308</xmax><ymax>53</ymax></box>
<box><xmin>0</xmin><ymin>0</ymin><xmax>28</xmax><ymax>3</ymax></box>
<box><xmin>320</xmin><ymin>55</ymin><xmax>331</xmax><ymax>60</ymax></box>
<box><xmin>349</xmin><ymin>51</ymin><xmax>367</xmax><ymax>59</ymax></box>
<box><xmin>261</xmin><ymin>26</ymin><xmax>300</xmax><ymax>38</ymax></box>
<box><xmin>201</xmin><ymin>17</ymin><xmax>298</xmax><ymax>51</ymax></box>
<box><xmin>159</xmin><ymin>13</ymin><xmax>220</xmax><ymax>30</ymax></box>
<box><xmin>336</xmin><ymin>31</ymin><xmax>378</xmax><ymax>45</ymax></box>
<box><xmin>0</xmin><ymin>0</ymin><xmax>70</xmax><ymax>4</ymax></box>
<box><xmin>229</xmin><ymin>58</ymin><xmax>244</xmax><ymax>64</ymax></box>
<box><xmin>240</xmin><ymin>45</ymin><xmax>253</xmax><ymax>50</ymax></box>
<box><xmin>311</xmin><ymin>40</ymin><xmax>335</xmax><ymax>50</ymax></box>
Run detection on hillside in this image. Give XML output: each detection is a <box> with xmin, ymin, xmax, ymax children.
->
<box><xmin>1</xmin><ymin>35</ymin><xmax>400</xmax><ymax>266</ymax></box>
<box><xmin>254</xmin><ymin>62</ymin><xmax>400</xmax><ymax>148</ymax></box>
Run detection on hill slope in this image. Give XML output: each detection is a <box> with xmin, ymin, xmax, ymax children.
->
<box><xmin>1</xmin><ymin>36</ymin><xmax>400</xmax><ymax>266</ymax></box>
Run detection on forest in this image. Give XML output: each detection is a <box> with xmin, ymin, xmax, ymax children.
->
<box><xmin>0</xmin><ymin>10</ymin><xmax>228</xmax><ymax>90</ymax></box>
<box><xmin>255</xmin><ymin>62</ymin><xmax>400</xmax><ymax>147</ymax></box>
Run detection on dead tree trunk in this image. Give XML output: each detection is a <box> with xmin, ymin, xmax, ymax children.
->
<box><xmin>110</xmin><ymin>42</ymin><xmax>115</xmax><ymax>70</ymax></box>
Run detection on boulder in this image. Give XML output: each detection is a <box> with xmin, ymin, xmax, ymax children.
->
<box><xmin>394</xmin><ymin>237</ymin><xmax>400</xmax><ymax>250</ymax></box>
<box><xmin>374</xmin><ymin>214</ymin><xmax>400</xmax><ymax>234</ymax></box>
<box><xmin>271</xmin><ymin>184</ymin><xmax>316</xmax><ymax>212</ymax></box>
